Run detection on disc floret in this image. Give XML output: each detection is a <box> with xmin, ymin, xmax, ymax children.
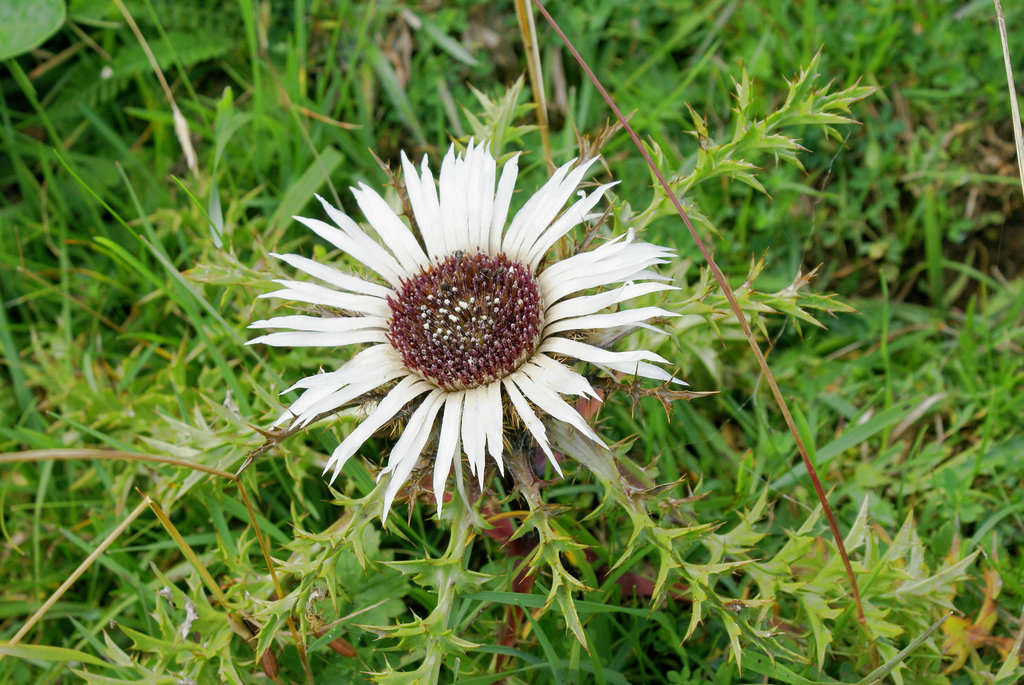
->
<box><xmin>386</xmin><ymin>251</ymin><xmax>542</xmax><ymax>390</ymax></box>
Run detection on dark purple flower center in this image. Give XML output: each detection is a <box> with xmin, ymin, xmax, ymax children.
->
<box><xmin>386</xmin><ymin>251</ymin><xmax>542</xmax><ymax>390</ymax></box>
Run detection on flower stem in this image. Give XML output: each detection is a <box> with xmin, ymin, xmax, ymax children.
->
<box><xmin>419</xmin><ymin>480</ymin><xmax>476</xmax><ymax>682</ymax></box>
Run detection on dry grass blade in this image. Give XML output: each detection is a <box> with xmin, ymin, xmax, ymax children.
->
<box><xmin>531</xmin><ymin>0</ymin><xmax>866</xmax><ymax>623</ymax></box>
<box><xmin>110</xmin><ymin>0</ymin><xmax>198</xmax><ymax>177</ymax></box>
<box><xmin>514</xmin><ymin>0</ymin><xmax>553</xmax><ymax>171</ymax></box>
<box><xmin>1</xmin><ymin>497</ymin><xmax>152</xmax><ymax>653</ymax></box>
<box><xmin>994</xmin><ymin>0</ymin><xmax>1024</xmax><ymax>200</ymax></box>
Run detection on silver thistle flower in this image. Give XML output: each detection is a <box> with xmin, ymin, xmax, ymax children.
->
<box><xmin>250</xmin><ymin>141</ymin><xmax>682</xmax><ymax>518</ymax></box>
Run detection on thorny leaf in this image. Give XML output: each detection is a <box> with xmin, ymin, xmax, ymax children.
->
<box><xmin>591</xmin><ymin>376</ymin><xmax>716</xmax><ymax>420</ymax></box>
<box><xmin>461</xmin><ymin>75</ymin><xmax>535</xmax><ymax>154</ymax></box>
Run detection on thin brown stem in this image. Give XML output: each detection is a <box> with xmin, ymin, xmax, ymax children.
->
<box><xmin>531</xmin><ymin>0</ymin><xmax>865</xmax><ymax>623</ymax></box>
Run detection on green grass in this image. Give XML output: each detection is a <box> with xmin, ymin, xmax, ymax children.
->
<box><xmin>2</xmin><ymin>1</ymin><xmax>1023</xmax><ymax>683</ymax></box>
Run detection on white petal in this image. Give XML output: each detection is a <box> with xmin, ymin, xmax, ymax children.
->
<box><xmin>540</xmin><ymin>335</ymin><xmax>669</xmax><ymax>366</ymax></box>
<box><xmin>465</xmin><ymin>140</ymin><xmax>496</xmax><ymax>252</ymax></box>
<box><xmin>541</xmin><ymin>228</ymin><xmax>670</xmax><ymax>277</ymax></box>
<box><xmin>482</xmin><ymin>380</ymin><xmax>505</xmax><ymax>475</ymax></box>
<box><xmin>488</xmin><ymin>153</ymin><xmax>519</xmax><ymax>254</ymax></box>
<box><xmin>502</xmin><ymin>157</ymin><xmax>576</xmax><ymax>259</ymax></box>
<box><xmin>272</xmin><ymin>384</ymin><xmax>338</xmax><ymax>427</ymax></box>
<box><xmin>324</xmin><ymin>376</ymin><xmax>433</xmax><ymax>484</ymax></box>
<box><xmin>522</xmin><ymin>355</ymin><xmax>598</xmax><ymax>400</ymax></box>
<box><xmin>540</xmin><ymin>336</ymin><xmax>684</xmax><ymax>384</ymax></box>
<box><xmin>351</xmin><ymin>183</ymin><xmax>429</xmax><ymax>273</ymax></box>
<box><xmin>269</xmin><ymin>252</ymin><xmax>392</xmax><ymax>298</ymax></box>
<box><xmin>248</xmin><ymin>329</ymin><xmax>388</xmax><ymax>348</ymax></box>
<box><xmin>401</xmin><ymin>151</ymin><xmax>444</xmax><ymax>260</ymax></box>
<box><xmin>418</xmin><ymin>157</ymin><xmax>445</xmax><ymax>251</ymax></box>
<box><xmin>525</xmin><ymin>181</ymin><xmax>619</xmax><ymax>269</ymax></box>
<box><xmin>249</xmin><ymin>314</ymin><xmax>385</xmax><ymax>333</ymax></box>
<box><xmin>315</xmin><ymin>195</ymin><xmax>419</xmax><ymax>279</ymax></box>
<box><xmin>438</xmin><ymin>144</ymin><xmax>468</xmax><ymax>253</ymax></box>
<box><xmin>380</xmin><ymin>389</ymin><xmax>446</xmax><ymax>519</ymax></box>
<box><xmin>459</xmin><ymin>385</ymin><xmax>488</xmax><ymax>484</ymax></box>
<box><xmin>504</xmin><ymin>156</ymin><xmax>602</xmax><ymax>261</ymax></box>
<box><xmin>433</xmin><ymin>392</ymin><xmax>464</xmax><ymax>515</ymax></box>
<box><xmin>548</xmin><ymin>244</ymin><xmax>674</xmax><ymax>291</ymax></box>
<box><xmin>502</xmin><ymin>377</ymin><xmax>559</xmax><ymax>475</ymax></box>
<box><xmin>285</xmin><ymin>345</ymin><xmax>401</xmax><ymax>392</ymax></box>
<box><xmin>257</xmin><ymin>280</ymin><xmax>391</xmax><ymax>317</ymax></box>
<box><xmin>289</xmin><ymin>380</ymin><xmax>380</xmax><ymax>429</ymax></box>
<box><xmin>297</xmin><ymin>206</ymin><xmax>407</xmax><ymax>288</ymax></box>
<box><xmin>545</xmin><ymin>282</ymin><xmax>676</xmax><ymax>323</ymax></box>
<box><xmin>508</xmin><ymin>369</ymin><xmax>604</xmax><ymax>446</ymax></box>
<box><xmin>538</xmin><ymin>239</ymin><xmax>675</xmax><ymax>305</ymax></box>
<box><xmin>276</xmin><ymin>384</ymin><xmax>344</xmax><ymax>427</ymax></box>
<box><xmin>380</xmin><ymin>388</ymin><xmax>444</xmax><ymax>476</ymax></box>
<box><xmin>543</xmin><ymin>306</ymin><xmax>678</xmax><ymax>336</ymax></box>
<box><xmin>291</xmin><ymin>367</ymin><xmax>408</xmax><ymax>428</ymax></box>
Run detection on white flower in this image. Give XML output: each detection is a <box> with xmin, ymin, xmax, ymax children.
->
<box><xmin>250</xmin><ymin>141</ymin><xmax>681</xmax><ymax>518</ymax></box>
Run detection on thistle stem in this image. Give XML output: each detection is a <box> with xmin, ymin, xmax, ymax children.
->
<box><xmin>420</xmin><ymin>484</ymin><xmax>475</xmax><ymax>682</ymax></box>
